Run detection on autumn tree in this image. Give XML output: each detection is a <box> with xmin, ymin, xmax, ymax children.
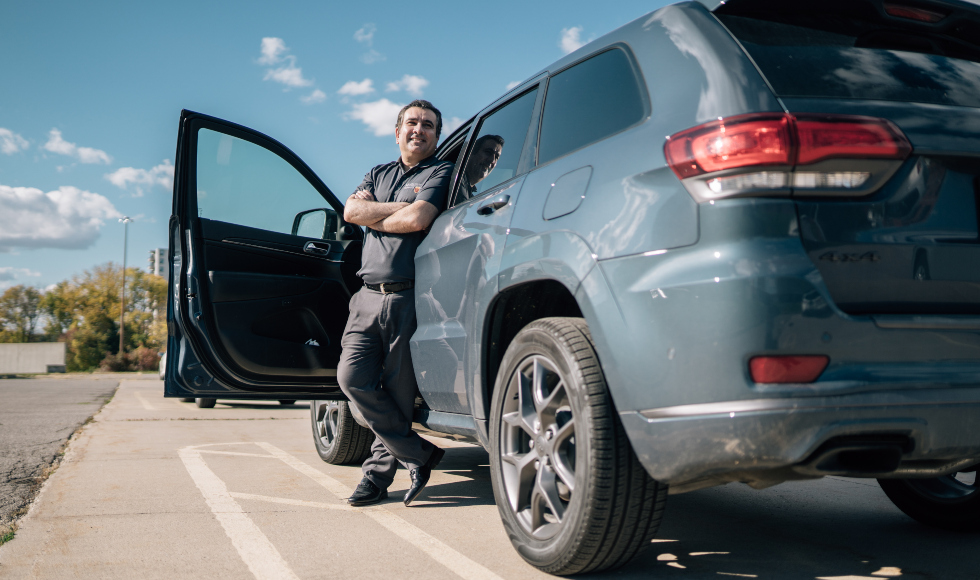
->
<box><xmin>0</xmin><ymin>285</ymin><xmax>43</xmax><ymax>343</ymax></box>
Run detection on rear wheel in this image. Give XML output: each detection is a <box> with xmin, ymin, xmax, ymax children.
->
<box><xmin>195</xmin><ymin>398</ymin><xmax>216</xmax><ymax>408</ymax></box>
<box><xmin>489</xmin><ymin>317</ymin><xmax>667</xmax><ymax>575</ymax></box>
<box><xmin>878</xmin><ymin>465</ymin><xmax>980</xmax><ymax>531</ymax></box>
<box><xmin>278</xmin><ymin>400</ymin><xmax>296</xmax><ymax>406</ymax></box>
<box><xmin>310</xmin><ymin>400</ymin><xmax>375</xmax><ymax>464</ymax></box>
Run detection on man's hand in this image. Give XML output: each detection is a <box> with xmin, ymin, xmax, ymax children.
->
<box><xmin>368</xmin><ymin>200</ymin><xmax>439</xmax><ymax>234</ymax></box>
<box><xmin>344</xmin><ymin>190</ymin><xmax>409</xmax><ymax>226</ymax></box>
<box><xmin>350</xmin><ymin>190</ymin><xmax>375</xmax><ymax>201</ymax></box>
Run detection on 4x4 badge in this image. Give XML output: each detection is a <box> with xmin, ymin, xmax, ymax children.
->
<box><xmin>305</xmin><ymin>339</ymin><xmax>320</xmax><ymax>347</ymax></box>
<box><xmin>819</xmin><ymin>251</ymin><xmax>881</xmax><ymax>263</ymax></box>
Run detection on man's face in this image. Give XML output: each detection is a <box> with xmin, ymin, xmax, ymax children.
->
<box><xmin>396</xmin><ymin>107</ymin><xmax>438</xmax><ymax>163</ymax></box>
<box><xmin>466</xmin><ymin>141</ymin><xmax>503</xmax><ymax>185</ymax></box>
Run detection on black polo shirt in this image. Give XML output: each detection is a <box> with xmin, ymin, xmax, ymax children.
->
<box><xmin>354</xmin><ymin>155</ymin><xmax>453</xmax><ymax>285</ymax></box>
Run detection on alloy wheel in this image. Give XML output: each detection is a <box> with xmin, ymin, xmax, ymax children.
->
<box><xmin>499</xmin><ymin>355</ymin><xmax>577</xmax><ymax>540</ymax></box>
<box><xmin>315</xmin><ymin>400</ymin><xmax>342</xmax><ymax>449</ymax></box>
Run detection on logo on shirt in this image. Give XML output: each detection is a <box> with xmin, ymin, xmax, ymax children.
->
<box><xmin>404</xmin><ymin>182</ymin><xmax>423</xmax><ymax>194</ymax></box>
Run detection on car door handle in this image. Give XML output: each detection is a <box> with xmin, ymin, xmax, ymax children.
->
<box><xmin>304</xmin><ymin>241</ymin><xmax>330</xmax><ymax>256</ymax></box>
<box><xmin>477</xmin><ymin>195</ymin><xmax>510</xmax><ymax>215</ymax></box>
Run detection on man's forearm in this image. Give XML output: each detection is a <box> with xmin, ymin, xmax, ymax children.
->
<box><xmin>344</xmin><ymin>198</ymin><xmax>410</xmax><ymax>226</ymax></box>
<box><xmin>367</xmin><ymin>200</ymin><xmax>438</xmax><ymax>234</ymax></box>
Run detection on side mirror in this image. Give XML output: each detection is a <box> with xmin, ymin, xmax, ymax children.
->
<box><xmin>291</xmin><ymin>208</ymin><xmax>339</xmax><ymax>239</ymax></box>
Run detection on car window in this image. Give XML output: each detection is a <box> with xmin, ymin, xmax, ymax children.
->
<box><xmin>456</xmin><ymin>89</ymin><xmax>538</xmax><ymax>205</ymax></box>
<box><xmin>537</xmin><ymin>49</ymin><xmax>645</xmax><ymax>165</ymax></box>
<box><xmin>718</xmin><ymin>14</ymin><xmax>980</xmax><ymax>109</ymax></box>
<box><xmin>195</xmin><ymin>128</ymin><xmax>329</xmax><ymax>236</ymax></box>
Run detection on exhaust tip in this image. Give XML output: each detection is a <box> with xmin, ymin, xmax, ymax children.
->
<box><xmin>796</xmin><ymin>434</ymin><xmax>912</xmax><ymax>477</ymax></box>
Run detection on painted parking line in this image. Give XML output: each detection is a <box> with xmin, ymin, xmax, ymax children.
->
<box><xmin>229</xmin><ymin>492</ymin><xmax>349</xmax><ymax>510</ymax></box>
<box><xmin>133</xmin><ymin>391</ymin><xmax>156</xmax><ymax>411</ymax></box>
<box><xmin>181</xmin><ymin>442</ymin><xmax>505</xmax><ymax>580</ymax></box>
<box><xmin>179</xmin><ymin>444</ymin><xmax>300</xmax><ymax>580</ymax></box>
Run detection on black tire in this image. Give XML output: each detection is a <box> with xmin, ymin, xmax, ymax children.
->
<box><xmin>489</xmin><ymin>317</ymin><xmax>667</xmax><ymax>575</ymax></box>
<box><xmin>278</xmin><ymin>400</ymin><xmax>297</xmax><ymax>406</ymax></box>
<box><xmin>310</xmin><ymin>400</ymin><xmax>375</xmax><ymax>464</ymax></box>
<box><xmin>179</xmin><ymin>398</ymin><xmax>195</xmax><ymax>403</ymax></box>
<box><xmin>878</xmin><ymin>466</ymin><xmax>980</xmax><ymax>532</ymax></box>
<box><xmin>195</xmin><ymin>398</ymin><xmax>216</xmax><ymax>408</ymax></box>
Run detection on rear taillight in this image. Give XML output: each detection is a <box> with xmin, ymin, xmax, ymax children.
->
<box><xmin>665</xmin><ymin>113</ymin><xmax>911</xmax><ymax>200</ymax></box>
<box><xmin>749</xmin><ymin>355</ymin><xmax>829</xmax><ymax>384</ymax></box>
<box><xmin>664</xmin><ymin>114</ymin><xmax>792</xmax><ymax>179</ymax></box>
<box><xmin>795</xmin><ymin>116</ymin><xmax>912</xmax><ymax>165</ymax></box>
<box><xmin>883</xmin><ymin>3</ymin><xmax>947</xmax><ymax>23</ymax></box>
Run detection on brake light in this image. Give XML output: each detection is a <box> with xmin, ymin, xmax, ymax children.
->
<box><xmin>665</xmin><ymin>113</ymin><xmax>911</xmax><ymax>197</ymax></box>
<box><xmin>749</xmin><ymin>355</ymin><xmax>829</xmax><ymax>384</ymax></box>
<box><xmin>883</xmin><ymin>3</ymin><xmax>946</xmax><ymax>23</ymax></box>
<box><xmin>664</xmin><ymin>114</ymin><xmax>792</xmax><ymax>179</ymax></box>
<box><xmin>795</xmin><ymin>116</ymin><xmax>912</xmax><ymax>165</ymax></box>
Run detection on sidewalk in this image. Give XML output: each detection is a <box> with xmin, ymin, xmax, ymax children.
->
<box><xmin>0</xmin><ymin>380</ymin><xmax>542</xmax><ymax>580</ymax></box>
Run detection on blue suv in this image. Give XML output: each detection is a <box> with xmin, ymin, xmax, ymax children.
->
<box><xmin>167</xmin><ymin>0</ymin><xmax>980</xmax><ymax>573</ymax></box>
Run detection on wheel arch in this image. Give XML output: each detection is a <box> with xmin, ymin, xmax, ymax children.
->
<box><xmin>479</xmin><ymin>278</ymin><xmax>584</xmax><ymax>426</ymax></box>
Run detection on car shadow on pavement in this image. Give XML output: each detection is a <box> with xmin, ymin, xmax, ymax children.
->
<box><xmin>397</xmin><ymin>446</ymin><xmax>496</xmax><ymax>508</ymax></box>
<box><xmin>584</xmin><ymin>479</ymin><xmax>975</xmax><ymax>579</ymax></box>
<box><xmin>205</xmin><ymin>401</ymin><xmax>309</xmax><ymax>410</ymax></box>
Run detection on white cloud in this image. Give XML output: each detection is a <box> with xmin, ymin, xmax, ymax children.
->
<box><xmin>264</xmin><ymin>60</ymin><xmax>313</xmax><ymax>88</ymax></box>
<box><xmin>505</xmin><ymin>81</ymin><xmax>521</xmax><ymax>91</ymax></box>
<box><xmin>346</xmin><ymin>98</ymin><xmax>404</xmax><ymax>137</ymax></box>
<box><xmin>385</xmin><ymin>74</ymin><xmax>429</xmax><ymax>97</ymax></box>
<box><xmin>560</xmin><ymin>26</ymin><xmax>586</xmax><ymax>54</ymax></box>
<box><xmin>0</xmin><ymin>128</ymin><xmax>29</xmax><ymax>155</ymax></box>
<box><xmin>361</xmin><ymin>49</ymin><xmax>385</xmax><ymax>65</ymax></box>
<box><xmin>42</xmin><ymin>129</ymin><xmax>112</xmax><ymax>164</ymax></box>
<box><xmin>0</xmin><ymin>183</ymin><xmax>122</xmax><ymax>251</ymax></box>
<box><xmin>257</xmin><ymin>37</ymin><xmax>288</xmax><ymax>65</ymax></box>
<box><xmin>302</xmin><ymin>89</ymin><xmax>327</xmax><ymax>104</ymax></box>
<box><xmin>338</xmin><ymin>79</ymin><xmax>374</xmax><ymax>96</ymax></box>
<box><xmin>104</xmin><ymin>159</ymin><xmax>174</xmax><ymax>197</ymax></box>
<box><xmin>354</xmin><ymin>23</ymin><xmax>376</xmax><ymax>46</ymax></box>
<box><xmin>442</xmin><ymin>116</ymin><xmax>464</xmax><ymax>137</ymax></box>
<box><xmin>256</xmin><ymin>38</ymin><xmax>313</xmax><ymax>89</ymax></box>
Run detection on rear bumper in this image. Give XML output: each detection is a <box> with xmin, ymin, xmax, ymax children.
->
<box><xmin>621</xmin><ymin>386</ymin><xmax>980</xmax><ymax>487</ymax></box>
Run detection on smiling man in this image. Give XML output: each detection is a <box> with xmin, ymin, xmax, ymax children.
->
<box><xmin>340</xmin><ymin>99</ymin><xmax>453</xmax><ymax>507</ymax></box>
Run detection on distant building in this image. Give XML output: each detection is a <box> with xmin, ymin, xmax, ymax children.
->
<box><xmin>149</xmin><ymin>248</ymin><xmax>169</xmax><ymax>281</ymax></box>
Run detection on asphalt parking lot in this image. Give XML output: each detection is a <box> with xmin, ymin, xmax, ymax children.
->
<box><xmin>0</xmin><ymin>377</ymin><xmax>975</xmax><ymax>579</ymax></box>
<box><xmin>0</xmin><ymin>377</ymin><xmax>119</xmax><ymax>535</ymax></box>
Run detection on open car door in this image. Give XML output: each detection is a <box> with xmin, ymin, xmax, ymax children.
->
<box><xmin>164</xmin><ymin>110</ymin><xmax>361</xmax><ymax>401</ymax></box>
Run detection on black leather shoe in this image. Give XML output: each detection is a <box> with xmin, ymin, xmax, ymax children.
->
<box><xmin>404</xmin><ymin>446</ymin><xmax>446</xmax><ymax>506</ymax></box>
<box><xmin>348</xmin><ymin>477</ymin><xmax>387</xmax><ymax>506</ymax></box>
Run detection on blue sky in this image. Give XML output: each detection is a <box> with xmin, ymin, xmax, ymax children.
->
<box><xmin>0</xmin><ymin>0</ymin><xmax>673</xmax><ymax>290</ymax></box>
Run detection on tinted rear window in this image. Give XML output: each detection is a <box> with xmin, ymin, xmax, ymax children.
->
<box><xmin>718</xmin><ymin>12</ymin><xmax>980</xmax><ymax>108</ymax></box>
<box><xmin>538</xmin><ymin>49</ymin><xmax>645</xmax><ymax>165</ymax></box>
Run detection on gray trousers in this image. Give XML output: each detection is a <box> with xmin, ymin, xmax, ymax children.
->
<box><xmin>337</xmin><ymin>287</ymin><xmax>435</xmax><ymax>489</ymax></box>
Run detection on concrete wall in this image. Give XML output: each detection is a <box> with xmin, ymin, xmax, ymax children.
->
<box><xmin>0</xmin><ymin>343</ymin><xmax>67</xmax><ymax>374</ymax></box>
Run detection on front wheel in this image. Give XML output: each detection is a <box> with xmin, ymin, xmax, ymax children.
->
<box><xmin>878</xmin><ymin>466</ymin><xmax>980</xmax><ymax>531</ymax></box>
<box><xmin>310</xmin><ymin>400</ymin><xmax>375</xmax><ymax>464</ymax></box>
<box><xmin>195</xmin><ymin>398</ymin><xmax>216</xmax><ymax>408</ymax></box>
<box><xmin>489</xmin><ymin>318</ymin><xmax>667</xmax><ymax>575</ymax></box>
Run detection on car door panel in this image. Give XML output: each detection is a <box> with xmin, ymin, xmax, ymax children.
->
<box><xmin>166</xmin><ymin>110</ymin><xmax>360</xmax><ymax>400</ymax></box>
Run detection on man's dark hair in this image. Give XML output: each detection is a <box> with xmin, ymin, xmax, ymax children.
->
<box><xmin>396</xmin><ymin>99</ymin><xmax>443</xmax><ymax>138</ymax></box>
<box><xmin>474</xmin><ymin>134</ymin><xmax>505</xmax><ymax>150</ymax></box>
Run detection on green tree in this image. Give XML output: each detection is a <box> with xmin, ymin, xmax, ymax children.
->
<box><xmin>62</xmin><ymin>263</ymin><xmax>169</xmax><ymax>371</ymax></box>
<box><xmin>40</xmin><ymin>280</ymin><xmax>80</xmax><ymax>341</ymax></box>
<box><xmin>0</xmin><ymin>285</ymin><xmax>43</xmax><ymax>343</ymax></box>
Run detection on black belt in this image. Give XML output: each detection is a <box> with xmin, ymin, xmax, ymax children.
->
<box><xmin>364</xmin><ymin>281</ymin><xmax>414</xmax><ymax>294</ymax></box>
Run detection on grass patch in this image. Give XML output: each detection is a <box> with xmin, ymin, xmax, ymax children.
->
<box><xmin>0</xmin><ymin>526</ymin><xmax>15</xmax><ymax>546</ymax></box>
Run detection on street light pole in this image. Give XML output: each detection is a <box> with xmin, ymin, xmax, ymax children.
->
<box><xmin>119</xmin><ymin>216</ymin><xmax>132</xmax><ymax>355</ymax></box>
